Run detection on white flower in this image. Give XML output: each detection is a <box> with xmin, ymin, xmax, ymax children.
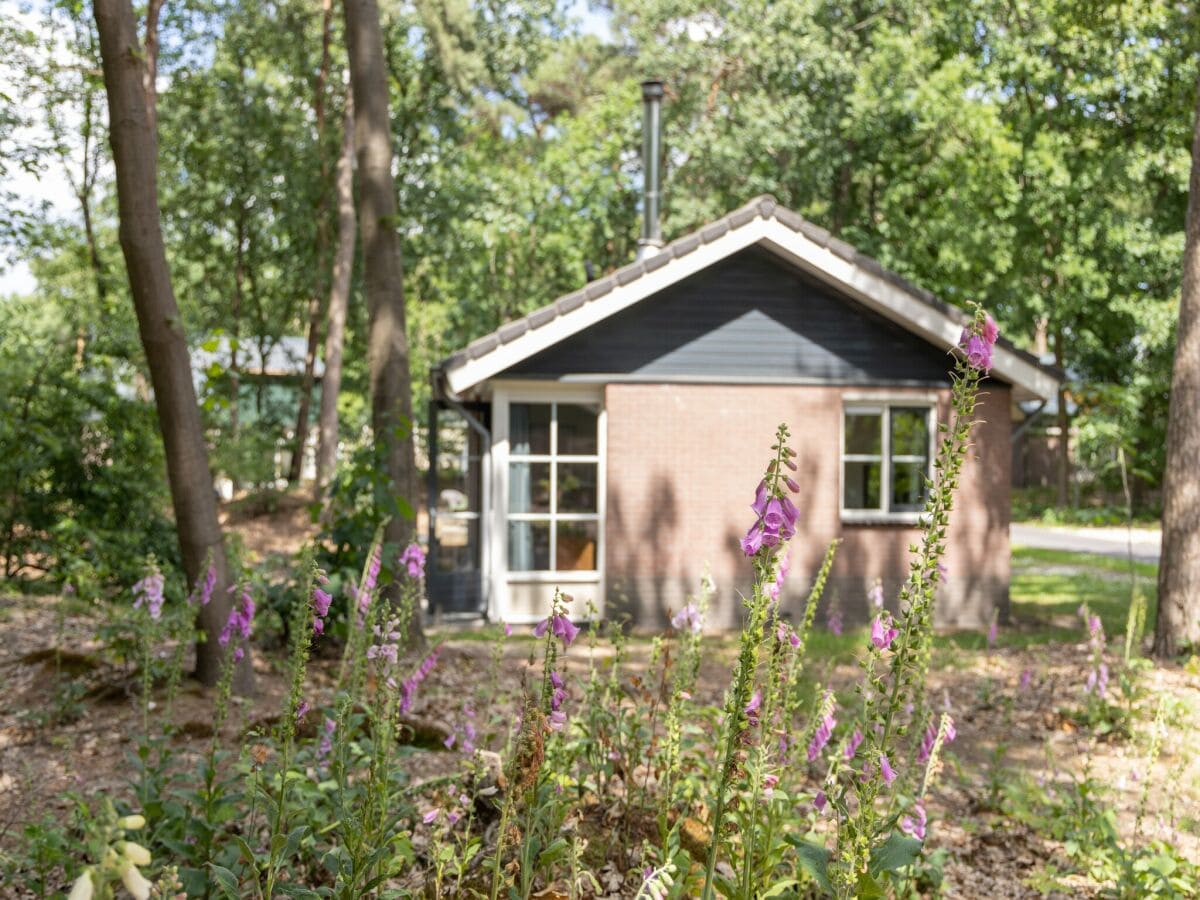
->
<box><xmin>67</xmin><ymin>870</ymin><xmax>94</xmax><ymax>900</ymax></box>
<box><xmin>121</xmin><ymin>841</ymin><xmax>152</xmax><ymax>867</ymax></box>
<box><xmin>119</xmin><ymin>859</ymin><xmax>153</xmax><ymax>900</ymax></box>
<box><xmin>116</xmin><ymin>814</ymin><xmax>146</xmax><ymax>830</ymax></box>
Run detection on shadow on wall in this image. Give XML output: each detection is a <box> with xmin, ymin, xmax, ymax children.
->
<box><xmin>607</xmin><ymin>472</ymin><xmax>689</xmax><ymax>626</ymax></box>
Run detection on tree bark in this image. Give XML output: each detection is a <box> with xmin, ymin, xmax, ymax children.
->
<box><xmin>342</xmin><ymin>0</ymin><xmax>422</xmax><ymax>642</ymax></box>
<box><xmin>288</xmin><ymin>0</ymin><xmax>335</xmax><ymax>484</ymax></box>
<box><xmin>315</xmin><ymin>96</ymin><xmax>356</xmax><ymax>495</ymax></box>
<box><xmin>1154</xmin><ymin>78</ymin><xmax>1200</xmax><ymax>657</ymax></box>
<box><xmin>94</xmin><ymin>0</ymin><xmax>251</xmax><ymax>690</ymax></box>
<box><xmin>1053</xmin><ymin>330</ymin><xmax>1070</xmax><ymax>508</ymax></box>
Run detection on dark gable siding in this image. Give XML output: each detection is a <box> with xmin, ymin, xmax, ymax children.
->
<box><xmin>504</xmin><ymin>247</ymin><xmax>956</xmax><ymax>384</ymax></box>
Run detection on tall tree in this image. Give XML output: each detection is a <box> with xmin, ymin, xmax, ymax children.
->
<box><xmin>315</xmin><ymin>97</ymin><xmax>356</xmax><ymax>494</ymax></box>
<box><xmin>1155</xmin><ymin>77</ymin><xmax>1200</xmax><ymax>657</ymax></box>
<box><xmin>342</xmin><ymin>0</ymin><xmax>421</xmax><ymax>639</ymax></box>
<box><xmin>288</xmin><ymin>0</ymin><xmax>336</xmax><ymax>485</ymax></box>
<box><xmin>93</xmin><ymin>0</ymin><xmax>249</xmax><ymax>689</ymax></box>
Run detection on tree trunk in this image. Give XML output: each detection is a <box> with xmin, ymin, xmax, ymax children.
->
<box><xmin>342</xmin><ymin>0</ymin><xmax>422</xmax><ymax>643</ymax></box>
<box><xmin>315</xmin><ymin>96</ymin><xmax>356</xmax><ymax>496</ymax></box>
<box><xmin>1154</xmin><ymin>78</ymin><xmax>1200</xmax><ymax>658</ymax></box>
<box><xmin>288</xmin><ymin>0</ymin><xmax>335</xmax><ymax>485</ymax></box>
<box><xmin>1053</xmin><ymin>330</ymin><xmax>1070</xmax><ymax>508</ymax></box>
<box><xmin>94</xmin><ymin>0</ymin><xmax>251</xmax><ymax>690</ymax></box>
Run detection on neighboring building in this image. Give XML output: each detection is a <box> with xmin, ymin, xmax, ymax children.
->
<box><xmin>426</xmin><ymin>194</ymin><xmax>1063</xmax><ymax>630</ymax></box>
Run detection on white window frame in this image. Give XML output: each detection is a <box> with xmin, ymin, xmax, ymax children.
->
<box><xmin>490</xmin><ymin>382</ymin><xmax>605</xmax><ymax>623</ymax></box>
<box><xmin>840</xmin><ymin>396</ymin><xmax>937</xmax><ymax>525</ymax></box>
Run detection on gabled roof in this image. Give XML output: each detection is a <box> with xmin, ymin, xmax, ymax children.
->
<box><xmin>438</xmin><ymin>195</ymin><xmax>1063</xmax><ymax>402</ymax></box>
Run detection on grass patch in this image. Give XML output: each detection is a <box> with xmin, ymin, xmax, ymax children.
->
<box><xmin>1010</xmin><ymin>546</ymin><xmax>1157</xmax><ymax>641</ymax></box>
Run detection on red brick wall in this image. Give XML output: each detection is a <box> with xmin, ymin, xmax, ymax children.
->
<box><xmin>603</xmin><ymin>382</ymin><xmax>1011</xmax><ymax>629</ymax></box>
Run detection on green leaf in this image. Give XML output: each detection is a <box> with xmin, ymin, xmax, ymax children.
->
<box><xmin>785</xmin><ymin>835</ymin><xmax>833</xmax><ymax>894</ymax></box>
<box><xmin>759</xmin><ymin>878</ymin><xmax>799</xmax><ymax>897</ymax></box>
<box><xmin>208</xmin><ymin>863</ymin><xmax>240</xmax><ymax>899</ymax></box>
<box><xmin>869</xmin><ymin>832</ymin><xmax>923</xmax><ymax>876</ymax></box>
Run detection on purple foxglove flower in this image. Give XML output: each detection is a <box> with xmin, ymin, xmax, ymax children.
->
<box><xmin>552</xmin><ymin>615</ymin><xmax>580</xmax><ymax>648</ymax></box>
<box><xmin>312</xmin><ymin>587</ymin><xmax>333</xmax><ymax>618</ymax></box>
<box><xmin>504</xmin><ymin>622</ymin><xmax>513</xmax><ymax>636</ymax></box>
<box><xmin>422</xmin><ymin>809</ymin><xmax>438</xmax><ymax>825</ymax></box>
<box><xmin>312</xmin><ymin>617</ymin><xmax>325</xmax><ymax>636</ymax></box>
<box><xmin>550</xmin><ymin>671</ymin><xmax>564</xmax><ymax>690</ymax></box>
<box><xmin>987</xmin><ymin>619</ymin><xmax>999</xmax><ymax>648</ymax></box>
<box><xmin>827</xmin><ymin>610</ymin><xmax>843</xmax><ymax>636</ymax></box>
<box><xmin>741</xmin><ymin>522</ymin><xmax>764</xmax><ymax>557</ymax></box>
<box><xmin>964</xmin><ymin>334</ymin><xmax>992</xmax><ymax>370</ymax></box>
<box><xmin>936</xmin><ymin>561</ymin><xmax>948</xmax><ymax>580</ymax></box>
<box><xmin>813</xmin><ymin>791</ymin><xmax>827</xmax><ymax>813</ymax></box>
<box><xmin>844</xmin><ymin>728</ymin><xmax>864</xmax><ymax>761</ymax></box>
<box><xmin>549</xmin><ymin>709</ymin><xmax>567</xmax><ymax>731</ymax></box>
<box><xmin>762</xmin><ymin>498</ymin><xmax>786</xmax><ymax>532</ymax></box>
<box><xmin>745</xmin><ymin>689</ymin><xmax>762</xmax><ymax>727</ymax></box>
<box><xmin>944</xmin><ymin>717</ymin><xmax>957</xmax><ymax>744</ymax></box>
<box><xmin>447</xmin><ymin>810</ymin><xmax>460</xmax><ymax>826</ymax></box>
<box><xmin>779</xmin><ymin>496</ymin><xmax>799</xmax><ymax>533</ymax></box>
<box><xmin>444</xmin><ymin>733</ymin><xmax>456</xmax><ymax>749</ymax></box>
<box><xmin>199</xmin><ymin>565</ymin><xmax>216</xmax><ymax>606</ymax></box>
<box><xmin>871</xmin><ymin>614</ymin><xmax>898</xmax><ymax>651</ymax></box>
<box><xmin>672</xmin><ymin>603</ymin><xmax>703</xmax><ymax>634</ymax></box>
<box><xmin>868</xmin><ymin>582</ymin><xmax>885</xmax><ymax>609</ymax></box>
<box><xmin>133</xmin><ymin>569</ymin><xmax>165</xmax><ymax>620</ymax></box>
<box><xmin>1020</xmin><ymin>667</ymin><xmax>1034</xmax><ymax>690</ymax></box>
<box><xmin>761</xmin><ymin>523</ymin><xmax>781</xmax><ymax>548</ymax></box>
<box><xmin>762</xmin><ymin>773</ymin><xmax>779</xmax><ymax>798</ymax></box>
<box><xmin>880</xmin><ymin>754</ymin><xmax>897</xmax><ymax>786</ymax></box>
<box><xmin>751</xmin><ymin>480</ymin><xmax>769</xmax><ymax>518</ymax></box>
<box><xmin>807</xmin><ymin>713</ymin><xmax>836</xmax><ymax>762</ymax></box>
<box><xmin>900</xmin><ymin>802</ymin><xmax>927</xmax><ymax>840</ymax></box>
<box><xmin>399</xmin><ymin>542</ymin><xmax>426</xmax><ymax>579</ymax></box>
<box><xmin>983</xmin><ymin>314</ymin><xmax>999</xmax><ymax>345</ymax></box>
<box><xmin>234</xmin><ymin>646</ymin><xmax>244</xmax><ymax>662</ymax></box>
<box><xmin>917</xmin><ymin>722</ymin><xmax>938</xmax><ymax>764</ymax></box>
<box><xmin>784</xmin><ymin>475</ymin><xmax>800</xmax><ymax>493</ymax></box>
<box><xmin>296</xmin><ymin>701</ymin><xmax>310</xmax><ymax>721</ymax></box>
<box><xmin>533</xmin><ymin>617</ymin><xmax>550</xmax><ymax>638</ymax></box>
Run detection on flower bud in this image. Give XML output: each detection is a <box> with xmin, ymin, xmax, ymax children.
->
<box><xmin>121</xmin><ymin>840</ymin><xmax>152</xmax><ymax>866</ymax></box>
<box><xmin>119</xmin><ymin>859</ymin><xmax>153</xmax><ymax>900</ymax></box>
<box><xmin>67</xmin><ymin>870</ymin><xmax>94</xmax><ymax>900</ymax></box>
<box><xmin>117</xmin><ymin>814</ymin><xmax>146</xmax><ymax>830</ymax></box>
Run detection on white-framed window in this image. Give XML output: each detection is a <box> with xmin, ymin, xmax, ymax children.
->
<box><xmin>506</xmin><ymin>400</ymin><xmax>601</xmax><ymax>572</ymax></box>
<box><xmin>841</xmin><ymin>401</ymin><xmax>935</xmax><ymax>521</ymax></box>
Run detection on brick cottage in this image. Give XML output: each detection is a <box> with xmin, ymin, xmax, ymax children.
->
<box><xmin>425</xmin><ymin>192</ymin><xmax>1062</xmax><ymax>631</ymax></box>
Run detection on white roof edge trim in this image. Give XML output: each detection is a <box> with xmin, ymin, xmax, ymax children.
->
<box><xmin>444</xmin><ymin>214</ymin><xmax>1060</xmax><ymax>402</ymax></box>
<box><xmin>753</xmin><ymin>221</ymin><xmax>1061</xmax><ymax>402</ymax></box>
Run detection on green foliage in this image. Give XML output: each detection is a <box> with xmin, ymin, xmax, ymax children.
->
<box><xmin>0</xmin><ymin>300</ymin><xmax>179</xmax><ymax>589</ymax></box>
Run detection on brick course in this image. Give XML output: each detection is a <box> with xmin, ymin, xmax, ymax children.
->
<box><xmin>603</xmin><ymin>382</ymin><xmax>1011</xmax><ymax>630</ymax></box>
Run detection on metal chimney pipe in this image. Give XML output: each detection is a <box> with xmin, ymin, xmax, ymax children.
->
<box><xmin>638</xmin><ymin>80</ymin><xmax>665</xmax><ymax>258</ymax></box>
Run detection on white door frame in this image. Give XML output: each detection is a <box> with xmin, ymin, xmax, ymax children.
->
<box><xmin>489</xmin><ymin>380</ymin><xmax>606</xmax><ymax>624</ymax></box>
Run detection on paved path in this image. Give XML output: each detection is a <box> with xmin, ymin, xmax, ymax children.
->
<box><xmin>1010</xmin><ymin>522</ymin><xmax>1161</xmax><ymax>563</ymax></box>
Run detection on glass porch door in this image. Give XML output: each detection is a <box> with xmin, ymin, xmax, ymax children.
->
<box><xmin>427</xmin><ymin>403</ymin><xmax>488</xmax><ymax>615</ymax></box>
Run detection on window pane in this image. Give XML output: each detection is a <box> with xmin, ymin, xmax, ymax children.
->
<box><xmin>844</xmin><ymin>412</ymin><xmax>882</xmax><ymax>455</ymax></box>
<box><xmin>558</xmin><ymin>403</ymin><xmax>599</xmax><ymax>455</ymax></box>
<box><xmin>556</xmin><ymin>521</ymin><xmax>598</xmax><ymax>571</ymax></box>
<box><xmin>434</xmin><ymin>517</ymin><xmax>479</xmax><ymax>573</ymax></box>
<box><xmin>890</xmin><ymin>408</ymin><xmax>929</xmax><ymax>458</ymax></box>
<box><xmin>510</xmin><ymin>403</ymin><xmax>550</xmax><ymax>455</ymax></box>
<box><xmin>508</xmin><ymin>462</ymin><xmax>550</xmax><ymax>513</ymax></box>
<box><xmin>892</xmin><ymin>461</ymin><xmax>927</xmax><ymax>510</ymax></box>
<box><xmin>508</xmin><ymin>521</ymin><xmax>550</xmax><ymax>571</ymax></box>
<box><xmin>557</xmin><ymin>462</ymin><xmax>597</xmax><ymax>513</ymax></box>
<box><xmin>843</xmin><ymin>461</ymin><xmax>881</xmax><ymax>510</ymax></box>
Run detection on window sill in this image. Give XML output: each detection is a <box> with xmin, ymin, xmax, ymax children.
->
<box><xmin>841</xmin><ymin>512</ymin><xmax>924</xmax><ymax>526</ymax></box>
<box><xmin>506</xmin><ymin>571</ymin><xmax>600</xmax><ymax>583</ymax></box>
